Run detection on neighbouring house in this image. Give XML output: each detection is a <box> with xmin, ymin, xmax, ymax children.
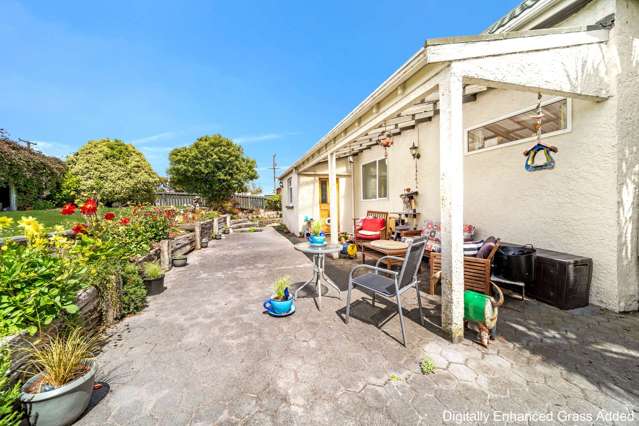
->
<box><xmin>279</xmin><ymin>0</ymin><xmax>639</xmax><ymax>334</ymax></box>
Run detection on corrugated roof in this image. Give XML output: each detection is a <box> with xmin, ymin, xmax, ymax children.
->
<box><xmin>484</xmin><ymin>0</ymin><xmax>543</xmax><ymax>34</ymax></box>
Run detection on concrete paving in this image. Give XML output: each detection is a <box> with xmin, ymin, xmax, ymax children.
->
<box><xmin>79</xmin><ymin>227</ymin><xmax>639</xmax><ymax>425</ymax></box>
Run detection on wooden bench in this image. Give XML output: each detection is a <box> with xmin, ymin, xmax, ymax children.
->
<box><xmin>428</xmin><ymin>241</ymin><xmax>501</xmax><ymax>295</ymax></box>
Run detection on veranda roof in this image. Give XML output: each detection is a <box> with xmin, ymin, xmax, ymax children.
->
<box><xmin>279</xmin><ymin>24</ymin><xmax>610</xmax><ymax>178</ymax></box>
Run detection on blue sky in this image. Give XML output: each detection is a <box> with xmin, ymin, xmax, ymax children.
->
<box><xmin>1</xmin><ymin>0</ymin><xmax>520</xmax><ymax>193</ymax></box>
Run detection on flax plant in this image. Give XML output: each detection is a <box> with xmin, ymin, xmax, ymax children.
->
<box><xmin>23</xmin><ymin>328</ymin><xmax>101</xmax><ymax>391</ymax></box>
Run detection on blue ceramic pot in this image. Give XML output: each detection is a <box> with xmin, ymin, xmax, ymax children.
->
<box><xmin>308</xmin><ymin>232</ymin><xmax>326</xmax><ymax>246</ymax></box>
<box><xmin>264</xmin><ymin>297</ymin><xmax>293</xmax><ymax>314</ymax></box>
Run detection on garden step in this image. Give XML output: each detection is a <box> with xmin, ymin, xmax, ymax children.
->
<box><xmin>231</xmin><ymin>222</ymin><xmax>259</xmax><ymax>229</ymax></box>
<box><xmin>234</xmin><ymin>227</ymin><xmax>263</xmax><ymax>233</ymax></box>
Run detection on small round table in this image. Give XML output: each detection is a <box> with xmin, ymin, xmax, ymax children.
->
<box><xmin>294</xmin><ymin>242</ymin><xmax>342</xmax><ymax>309</ymax></box>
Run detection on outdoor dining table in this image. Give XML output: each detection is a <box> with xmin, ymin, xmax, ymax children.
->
<box><xmin>294</xmin><ymin>242</ymin><xmax>341</xmax><ymax>309</ymax></box>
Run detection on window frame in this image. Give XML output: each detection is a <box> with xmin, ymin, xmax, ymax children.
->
<box><xmin>286</xmin><ymin>176</ymin><xmax>293</xmax><ymax>206</ymax></box>
<box><xmin>464</xmin><ymin>97</ymin><xmax>572</xmax><ymax>156</ymax></box>
<box><xmin>360</xmin><ymin>158</ymin><xmax>389</xmax><ymax>201</ymax></box>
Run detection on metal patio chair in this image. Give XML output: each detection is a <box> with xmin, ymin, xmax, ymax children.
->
<box><xmin>345</xmin><ymin>237</ymin><xmax>427</xmax><ymax>346</ymax></box>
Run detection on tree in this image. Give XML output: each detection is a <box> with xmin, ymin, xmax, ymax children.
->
<box><xmin>64</xmin><ymin>139</ymin><xmax>160</xmax><ymax>205</ymax></box>
<box><xmin>0</xmin><ymin>129</ymin><xmax>66</xmax><ymax>209</ymax></box>
<box><xmin>168</xmin><ymin>134</ymin><xmax>258</xmax><ymax>205</ymax></box>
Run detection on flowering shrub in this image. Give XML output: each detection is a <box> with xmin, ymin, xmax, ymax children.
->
<box><xmin>0</xmin><ymin>198</ymin><xmax>179</xmax><ymax>338</ymax></box>
<box><xmin>0</xmin><ymin>226</ymin><xmax>85</xmax><ymax>336</ymax></box>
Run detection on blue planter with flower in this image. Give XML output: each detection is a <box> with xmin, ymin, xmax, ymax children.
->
<box><xmin>308</xmin><ymin>232</ymin><xmax>326</xmax><ymax>246</ymax></box>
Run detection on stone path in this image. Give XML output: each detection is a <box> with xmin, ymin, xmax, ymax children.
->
<box><xmin>79</xmin><ymin>227</ymin><xmax>639</xmax><ymax>425</ymax></box>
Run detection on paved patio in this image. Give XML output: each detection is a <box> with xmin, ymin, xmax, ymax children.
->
<box><xmin>79</xmin><ymin>227</ymin><xmax>639</xmax><ymax>425</ymax></box>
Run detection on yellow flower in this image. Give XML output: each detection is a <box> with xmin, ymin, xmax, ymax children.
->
<box><xmin>0</xmin><ymin>216</ymin><xmax>13</xmax><ymax>230</ymax></box>
<box><xmin>18</xmin><ymin>216</ymin><xmax>45</xmax><ymax>243</ymax></box>
<box><xmin>53</xmin><ymin>225</ymin><xmax>66</xmax><ymax>234</ymax></box>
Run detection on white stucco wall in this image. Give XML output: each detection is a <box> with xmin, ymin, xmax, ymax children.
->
<box><xmin>280</xmin><ymin>158</ymin><xmax>353</xmax><ymax>236</ymax></box>
<box><xmin>352</xmin><ymin>86</ymin><xmax>623</xmax><ymax>309</ymax></box>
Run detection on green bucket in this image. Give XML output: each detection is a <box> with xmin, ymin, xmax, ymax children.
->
<box><xmin>464</xmin><ymin>290</ymin><xmax>492</xmax><ymax>323</ymax></box>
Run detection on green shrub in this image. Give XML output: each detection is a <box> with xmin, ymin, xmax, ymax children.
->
<box><xmin>265</xmin><ymin>194</ymin><xmax>281</xmax><ymax>211</ymax></box>
<box><xmin>0</xmin><ymin>348</ymin><xmax>20</xmax><ymax>426</ymax></box>
<box><xmin>65</xmin><ymin>139</ymin><xmax>159</xmax><ymax>205</ymax></box>
<box><xmin>120</xmin><ymin>264</ymin><xmax>147</xmax><ymax>316</ymax></box>
<box><xmin>0</xmin><ymin>241</ymin><xmax>85</xmax><ymax>337</ymax></box>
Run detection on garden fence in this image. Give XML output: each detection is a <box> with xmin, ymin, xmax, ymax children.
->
<box><xmin>154</xmin><ymin>192</ymin><xmax>199</xmax><ymax>207</ymax></box>
<box><xmin>233</xmin><ymin>194</ymin><xmax>267</xmax><ymax>210</ymax></box>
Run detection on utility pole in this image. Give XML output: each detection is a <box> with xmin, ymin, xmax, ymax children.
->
<box><xmin>19</xmin><ymin>138</ymin><xmax>37</xmax><ymax>151</ymax></box>
<box><xmin>270</xmin><ymin>153</ymin><xmax>279</xmax><ymax>194</ymax></box>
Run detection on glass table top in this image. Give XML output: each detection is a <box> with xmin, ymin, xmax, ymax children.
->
<box><xmin>294</xmin><ymin>242</ymin><xmax>341</xmax><ymax>254</ymax></box>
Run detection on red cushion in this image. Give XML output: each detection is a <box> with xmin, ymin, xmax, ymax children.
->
<box><xmin>361</xmin><ymin>217</ymin><xmax>385</xmax><ymax>232</ymax></box>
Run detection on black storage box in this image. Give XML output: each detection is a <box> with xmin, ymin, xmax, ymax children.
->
<box><xmin>493</xmin><ymin>244</ymin><xmax>536</xmax><ymax>283</ymax></box>
<box><xmin>528</xmin><ymin>248</ymin><xmax>593</xmax><ymax>310</ymax></box>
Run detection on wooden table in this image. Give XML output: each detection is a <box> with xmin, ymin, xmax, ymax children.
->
<box><xmin>359</xmin><ymin>240</ymin><xmax>409</xmax><ymax>269</ymax></box>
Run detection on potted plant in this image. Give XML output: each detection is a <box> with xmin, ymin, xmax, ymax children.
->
<box><xmin>307</xmin><ymin>219</ymin><xmax>326</xmax><ymax>246</ymax></box>
<box><xmin>20</xmin><ymin>328</ymin><xmax>100</xmax><ymax>426</ymax></box>
<box><xmin>263</xmin><ymin>276</ymin><xmax>293</xmax><ymax>315</ymax></box>
<box><xmin>201</xmin><ymin>238</ymin><xmax>209</xmax><ymax>248</ymax></box>
<box><xmin>214</xmin><ymin>233</ymin><xmax>222</xmax><ymax>240</ymax></box>
<box><xmin>172</xmin><ymin>254</ymin><xmax>187</xmax><ymax>267</ymax></box>
<box><xmin>142</xmin><ymin>262</ymin><xmax>165</xmax><ymax>296</ymax></box>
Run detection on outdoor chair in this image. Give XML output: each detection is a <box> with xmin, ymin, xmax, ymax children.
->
<box><xmin>345</xmin><ymin>236</ymin><xmax>427</xmax><ymax>346</ymax></box>
<box><xmin>353</xmin><ymin>210</ymin><xmax>389</xmax><ymax>243</ymax></box>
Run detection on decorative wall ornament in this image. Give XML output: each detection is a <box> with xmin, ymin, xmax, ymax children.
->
<box><xmin>377</xmin><ymin>121</ymin><xmax>394</xmax><ymax>158</ymax></box>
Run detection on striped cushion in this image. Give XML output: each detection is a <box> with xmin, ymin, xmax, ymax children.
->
<box><xmin>464</xmin><ymin>240</ymin><xmax>484</xmax><ymax>257</ymax></box>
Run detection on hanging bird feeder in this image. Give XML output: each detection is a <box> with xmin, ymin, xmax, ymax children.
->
<box><xmin>524</xmin><ymin>93</ymin><xmax>558</xmax><ymax>172</ymax></box>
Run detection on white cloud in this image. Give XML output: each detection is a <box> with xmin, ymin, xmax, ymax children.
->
<box><xmin>31</xmin><ymin>140</ymin><xmax>74</xmax><ymax>159</ymax></box>
<box><xmin>130</xmin><ymin>131</ymin><xmax>176</xmax><ymax>145</ymax></box>
<box><xmin>234</xmin><ymin>132</ymin><xmax>298</xmax><ymax>144</ymax></box>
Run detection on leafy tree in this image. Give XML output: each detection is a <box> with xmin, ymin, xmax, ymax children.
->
<box><xmin>168</xmin><ymin>134</ymin><xmax>258</xmax><ymax>204</ymax></box>
<box><xmin>0</xmin><ymin>129</ymin><xmax>66</xmax><ymax>209</ymax></box>
<box><xmin>64</xmin><ymin>139</ymin><xmax>160</xmax><ymax>205</ymax></box>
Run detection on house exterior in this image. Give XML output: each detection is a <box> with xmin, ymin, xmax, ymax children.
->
<box><xmin>279</xmin><ymin>0</ymin><xmax>639</xmax><ymax>335</ymax></box>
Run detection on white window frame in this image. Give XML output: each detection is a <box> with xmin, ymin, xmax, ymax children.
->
<box><xmin>360</xmin><ymin>158</ymin><xmax>388</xmax><ymax>201</ymax></box>
<box><xmin>464</xmin><ymin>97</ymin><xmax>572</xmax><ymax>156</ymax></box>
<box><xmin>286</xmin><ymin>177</ymin><xmax>293</xmax><ymax>206</ymax></box>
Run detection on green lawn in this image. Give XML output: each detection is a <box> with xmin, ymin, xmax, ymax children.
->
<box><xmin>0</xmin><ymin>208</ymin><xmax>127</xmax><ymax>238</ymax></box>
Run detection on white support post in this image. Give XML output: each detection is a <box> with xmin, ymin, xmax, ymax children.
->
<box><xmin>438</xmin><ymin>68</ymin><xmax>465</xmax><ymax>344</ymax></box>
<box><xmin>328</xmin><ymin>152</ymin><xmax>339</xmax><ymax>255</ymax></box>
<box><xmin>8</xmin><ymin>181</ymin><xmax>17</xmax><ymax>211</ymax></box>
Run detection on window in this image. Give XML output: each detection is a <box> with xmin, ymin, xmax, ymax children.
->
<box><xmin>319</xmin><ymin>179</ymin><xmax>328</xmax><ymax>204</ymax></box>
<box><xmin>362</xmin><ymin>159</ymin><xmax>388</xmax><ymax>200</ymax></box>
<box><xmin>286</xmin><ymin>177</ymin><xmax>293</xmax><ymax>205</ymax></box>
<box><xmin>466</xmin><ymin>98</ymin><xmax>570</xmax><ymax>154</ymax></box>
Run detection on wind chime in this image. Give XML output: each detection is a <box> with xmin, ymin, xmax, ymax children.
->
<box><xmin>523</xmin><ymin>93</ymin><xmax>558</xmax><ymax>172</ymax></box>
<box><xmin>378</xmin><ymin>121</ymin><xmax>394</xmax><ymax>158</ymax></box>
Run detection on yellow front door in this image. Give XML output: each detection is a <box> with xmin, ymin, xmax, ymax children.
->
<box><xmin>318</xmin><ymin>178</ymin><xmax>338</xmax><ymax>234</ymax></box>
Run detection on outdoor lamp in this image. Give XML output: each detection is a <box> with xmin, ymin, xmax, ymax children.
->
<box><xmin>409</xmin><ymin>141</ymin><xmax>421</xmax><ymax>159</ymax></box>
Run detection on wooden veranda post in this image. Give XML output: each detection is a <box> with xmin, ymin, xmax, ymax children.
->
<box><xmin>328</xmin><ymin>152</ymin><xmax>339</xmax><ymax>256</ymax></box>
<box><xmin>438</xmin><ymin>68</ymin><xmax>465</xmax><ymax>343</ymax></box>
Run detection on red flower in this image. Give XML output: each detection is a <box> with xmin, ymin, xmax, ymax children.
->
<box><xmin>103</xmin><ymin>212</ymin><xmax>116</xmax><ymax>221</ymax></box>
<box><xmin>80</xmin><ymin>198</ymin><xmax>98</xmax><ymax>215</ymax></box>
<box><xmin>61</xmin><ymin>203</ymin><xmax>77</xmax><ymax>215</ymax></box>
<box><xmin>71</xmin><ymin>223</ymin><xmax>88</xmax><ymax>235</ymax></box>
<box><xmin>119</xmin><ymin>217</ymin><xmax>130</xmax><ymax>225</ymax></box>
